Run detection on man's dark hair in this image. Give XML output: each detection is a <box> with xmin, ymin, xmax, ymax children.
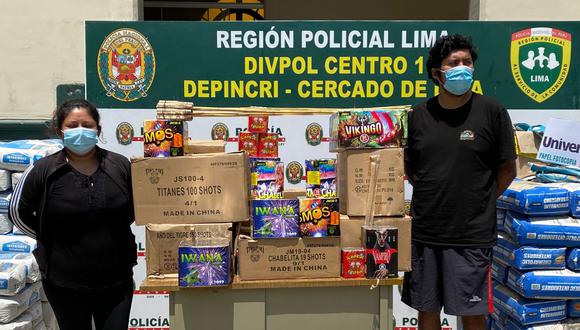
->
<box><xmin>427</xmin><ymin>34</ymin><xmax>478</xmax><ymax>85</ymax></box>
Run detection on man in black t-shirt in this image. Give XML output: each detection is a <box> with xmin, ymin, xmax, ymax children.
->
<box><xmin>401</xmin><ymin>34</ymin><xmax>516</xmax><ymax>330</ymax></box>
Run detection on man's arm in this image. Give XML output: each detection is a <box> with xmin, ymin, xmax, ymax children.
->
<box><xmin>404</xmin><ymin>157</ymin><xmax>416</xmax><ymax>187</ymax></box>
<box><xmin>497</xmin><ymin>159</ymin><xmax>516</xmax><ymax>198</ymax></box>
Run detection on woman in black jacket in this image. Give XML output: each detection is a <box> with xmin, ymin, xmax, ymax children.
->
<box><xmin>9</xmin><ymin>99</ymin><xmax>137</xmax><ymax>330</ymax></box>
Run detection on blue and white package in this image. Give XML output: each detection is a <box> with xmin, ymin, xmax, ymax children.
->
<box><xmin>0</xmin><ymin>282</ymin><xmax>41</xmax><ymax>323</ymax></box>
<box><xmin>0</xmin><ymin>254</ymin><xmax>40</xmax><ymax>284</ymax></box>
<box><xmin>567</xmin><ymin>299</ymin><xmax>580</xmax><ymax>318</ymax></box>
<box><xmin>567</xmin><ymin>248</ymin><xmax>580</xmax><ymax>271</ymax></box>
<box><xmin>497</xmin><ymin>180</ymin><xmax>570</xmax><ymax>216</ymax></box>
<box><xmin>0</xmin><ymin>140</ymin><xmax>62</xmax><ymax>172</ymax></box>
<box><xmin>498</xmin><ymin>208</ymin><xmax>507</xmax><ymax>231</ymax></box>
<box><xmin>0</xmin><ymin>261</ymin><xmax>26</xmax><ymax>296</ymax></box>
<box><xmin>493</xmin><ymin>258</ymin><xmax>510</xmax><ymax>284</ymax></box>
<box><xmin>493</xmin><ymin>284</ymin><xmax>566</xmax><ymax>326</ymax></box>
<box><xmin>0</xmin><ymin>191</ymin><xmax>13</xmax><ymax>235</ymax></box>
<box><xmin>0</xmin><ymin>235</ymin><xmax>37</xmax><ymax>254</ymax></box>
<box><xmin>507</xmin><ymin>268</ymin><xmax>580</xmax><ymax>299</ymax></box>
<box><xmin>504</xmin><ymin>212</ymin><xmax>580</xmax><ymax>247</ymax></box>
<box><xmin>494</xmin><ymin>233</ymin><xmax>566</xmax><ymax>270</ymax></box>
<box><xmin>0</xmin><ymin>170</ymin><xmax>10</xmax><ymax>192</ymax></box>
<box><xmin>554</xmin><ymin>183</ymin><xmax>580</xmax><ymax>217</ymax></box>
<box><xmin>490</xmin><ymin>309</ymin><xmax>510</xmax><ymax>330</ymax></box>
<box><xmin>505</xmin><ymin>318</ymin><xmax>565</xmax><ymax>330</ymax></box>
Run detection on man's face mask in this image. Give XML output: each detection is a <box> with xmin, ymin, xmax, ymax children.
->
<box><xmin>439</xmin><ymin>65</ymin><xmax>474</xmax><ymax>96</ymax></box>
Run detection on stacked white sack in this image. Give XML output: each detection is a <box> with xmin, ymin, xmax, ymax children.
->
<box><xmin>0</xmin><ymin>140</ymin><xmax>62</xmax><ymax>172</ymax></box>
<box><xmin>0</xmin><ymin>193</ymin><xmax>12</xmax><ymax>235</ymax></box>
<box><xmin>0</xmin><ymin>262</ymin><xmax>26</xmax><ymax>297</ymax></box>
<box><xmin>0</xmin><ymin>172</ymin><xmax>10</xmax><ymax>193</ymax></box>
<box><xmin>0</xmin><ymin>282</ymin><xmax>41</xmax><ymax>324</ymax></box>
<box><xmin>0</xmin><ymin>254</ymin><xmax>40</xmax><ymax>284</ymax></box>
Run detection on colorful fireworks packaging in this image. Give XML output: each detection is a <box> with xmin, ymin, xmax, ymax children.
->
<box><xmin>143</xmin><ymin>120</ymin><xmax>187</xmax><ymax>157</ymax></box>
<box><xmin>305</xmin><ymin>159</ymin><xmax>337</xmax><ymax>198</ymax></box>
<box><xmin>363</xmin><ymin>226</ymin><xmax>398</xmax><ymax>279</ymax></box>
<box><xmin>248</xmin><ymin>116</ymin><xmax>269</xmax><ymax>133</ymax></box>
<box><xmin>258</xmin><ymin>133</ymin><xmax>279</xmax><ymax>158</ymax></box>
<box><xmin>251</xmin><ymin>160</ymin><xmax>284</xmax><ymax>199</ymax></box>
<box><xmin>238</xmin><ymin>132</ymin><xmax>259</xmax><ymax>157</ymax></box>
<box><xmin>342</xmin><ymin>248</ymin><xmax>365</xmax><ymax>279</ymax></box>
<box><xmin>298</xmin><ymin>197</ymin><xmax>340</xmax><ymax>237</ymax></box>
<box><xmin>329</xmin><ymin>110</ymin><xmax>408</xmax><ymax>152</ymax></box>
<box><xmin>251</xmin><ymin>199</ymin><xmax>300</xmax><ymax>238</ymax></box>
<box><xmin>178</xmin><ymin>239</ymin><xmax>230</xmax><ymax>287</ymax></box>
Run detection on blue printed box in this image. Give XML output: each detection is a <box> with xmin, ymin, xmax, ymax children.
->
<box><xmin>494</xmin><ymin>233</ymin><xmax>566</xmax><ymax>270</ymax></box>
<box><xmin>178</xmin><ymin>243</ymin><xmax>230</xmax><ymax>287</ymax></box>
<box><xmin>492</xmin><ymin>258</ymin><xmax>510</xmax><ymax>285</ymax></box>
<box><xmin>251</xmin><ymin>199</ymin><xmax>300</xmax><ymax>239</ymax></box>
<box><xmin>507</xmin><ymin>268</ymin><xmax>580</xmax><ymax>299</ymax></box>
<box><xmin>504</xmin><ymin>211</ymin><xmax>580</xmax><ymax>247</ymax></box>
<box><xmin>497</xmin><ymin>180</ymin><xmax>569</xmax><ymax>216</ymax></box>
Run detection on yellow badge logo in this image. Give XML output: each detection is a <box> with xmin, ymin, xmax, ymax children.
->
<box><xmin>511</xmin><ymin>27</ymin><xmax>571</xmax><ymax>103</ymax></box>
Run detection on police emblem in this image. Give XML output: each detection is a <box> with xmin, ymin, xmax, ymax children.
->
<box><xmin>98</xmin><ymin>28</ymin><xmax>156</xmax><ymax>102</ymax></box>
<box><xmin>285</xmin><ymin>161</ymin><xmax>304</xmax><ymax>185</ymax></box>
<box><xmin>211</xmin><ymin>123</ymin><xmax>230</xmax><ymax>141</ymax></box>
<box><xmin>305</xmin><ymin>123</ymin><xmax>323</xmax><ymax>146</ymax></box>
<box><xmin>511</xmin><ymin>27</ymin><xmax>571</xmax><ymax>103</ymax></box>
<box><xmin>116</xmin><ymin>122</ymin><xmax>134</xmax><ymax>145</ymax></box>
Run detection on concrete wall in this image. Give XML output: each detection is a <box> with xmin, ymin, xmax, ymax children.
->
<box><xmin>475</xmin><ymin>0</ymin><xmax>580</xmax><ymax>20</ymax></box>
<box><xmin>0</xmin><ymin>0</ymin><xmax>138</xmax><ymax>120</ymax></box>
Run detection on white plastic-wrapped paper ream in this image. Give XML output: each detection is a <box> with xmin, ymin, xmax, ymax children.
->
<box><xmin>28</xmin><ymin>302</ymin><xmax>42</xmax><ymax>328</ymax></box>
<box><xmin>10</xmin><ymin>173</ymin><xmax>21</xmax><ymax>193</ymax></box>
<box><xmin>0</xmin><ymin>282</ymin><xmax>41</xmax><ymax>323</ymax></box>
<box><xmin>33</xmin><ymin>321</ymin><xmax>46</xmax><ymax>330</ymax></box>
<box><xmin>0</xmin><ymin>140</ymin><xmax>62</xmax><ymax>172</ymax></box>
<box><xmin>0</xmin><ymin>300</ymin><xmax>43</xmax><ymax>330</ymax></box>
<box><xmin>0</xmin><ymin>170</ymin><xmax>10</xmax><ymax>192</ymax></box>
<box><xmin>40</xmin><ymin>302</ymin><xmax>55</xmax><ymax>330</ymax></box>
<box><xmin>0</xmin><ymin>261</ymin><xmax>27</xmax><ymax>297</ymax></box>
<box><xmin>0</xmin><ymin>254</ymin><xmax>39</xmax><ymax>284</ymax></box>
<box><xmin>0</xmin><ymin>236</ymin><xmax>37</xmax><ymax>254</ymax></box>
<box><xmin>0</xmin><ymin>192</ymin><xmax>13</xmax><ymax>235</ymax></box>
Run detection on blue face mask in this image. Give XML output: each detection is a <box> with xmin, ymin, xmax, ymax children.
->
<box><xmin>62</xmin><ymin>127</ymin><xmax>98</xmax><ymax>155</ymax></box>
<box><xmin>440</xmin><ymin>65</ymin><xmax>474</xmax><ymax>96</ymax></box>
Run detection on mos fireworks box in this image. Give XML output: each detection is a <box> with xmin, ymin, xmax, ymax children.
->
<box><xmin>363</xmin><ymin>226</ymin><xmax>398</xmax><ymax>279</ymax></box>
<box><xmin>131</xmin><ymin>152</ymin><xmax>249</xmax><ymax>224</ymax></box>
<box><xmin>146</xmin><ymin>223</ymin><xmax>233</xmax><ymax>277</ymax></box>
<box><xmin>178</xmin><ymin>239</ymin><xmax>230</xmax><ymax>287</ymax></box>
<box><xmin>338</xmin><ymin>148</ymin><xmax>404</xmax><ymax>216</ymax></box>
<box><xmin>143</xmin><ymin>120</ymin><xmax>187</xmax><ymax>157</ymax></box>
<box><xmin>238</xmin><ymin>132</ymin><xmax>259</xmax><ymax>157</ymax></box>
<box><xmin>251</xmin><ymin>160</ymin><xmax>284</xmax><ymax>199</ymax></box>
<box><xmin>258</xmin><ymin>133</ymin><xmax>279</xmax><ymax>158</ymax></box>
<box><xmin>248</xmin><ymin>116</ymin><xmax>269</xmax><ymax>133</ymax></box>
<box><xmin>237</xmin><ymin>236</ymin><xmax>340</xmax><ymax>280</ymax></box>
<box><xmin>305</xmin><ymin>159</ymin><xmax>337</xmax><ymax>198</ymax></box>
<box><xmin>298</xmin><ymin>197</ymin><xmax>340</xmax><ymax>237</ymax></box>
<box><xmin>329</xmin><ymin>109</ymin><xmax>408</xmax><ymax>152</ymax></box>
<box><xmin>251</xmin><ymin>199</ymin><xmax>300</xmax><ymax>238</ymax></box>
<box><xmin>341</xmin><ymin>248</ymin><xmax>365</xmax><ymax>279</ymax></box>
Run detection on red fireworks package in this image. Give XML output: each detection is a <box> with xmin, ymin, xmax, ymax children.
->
<box><xmin>248</xmin><ymin>116</ymin><xmax>269</xmax><ymax>133</ymax></box>
<box><xmin>342</xmin><ymin>248</ymin><xmax>365</xmax><ymax>279</ymax></box>
<box><xmin>258</xmin><ymin>133</ymin><xmax>279</xmax><ymax>158</ymax></box>
<box><xmin>238</xmin><ymin>132</ymin><xmax>259</xmax><ymax>157</ymax></box>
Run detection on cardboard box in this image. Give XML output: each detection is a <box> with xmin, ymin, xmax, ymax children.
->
<box><xmin>185</xmin><ymin>140</ymin><xmax>226</xmax><ymax>154</ymax></box>
<box><xmin>146</xmin><ymin>223</ymin><xmax>233</xmax><ymax>277</ymax></box>
<box><xmin>338</xmin><ymin>148</ymin><xmax>405</xmax><ymax>216</ymax></box>
<box><xmin>132</xmin><ymin>152</ymin><xmax>249</xmax><ymax>224</ymax></box>
<box><xmin>237</xmin><ymin>236</ymin><xmax>340</xmax><ymax>280</ymax></box>
<box><xmin>340</xmin><ymin>215</ymin><xmax>411</xmax><ymax>272</ymax></box>
<box><xmin>515</xmin><ymin>131</ymin><xmax>540</xmax><ymax>157</ymax></box>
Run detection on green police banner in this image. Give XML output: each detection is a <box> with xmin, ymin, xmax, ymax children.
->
<box><xmin>86</xmin><ymin>21</ymin><xmax>580</xmax><ymax>109</ymax></box>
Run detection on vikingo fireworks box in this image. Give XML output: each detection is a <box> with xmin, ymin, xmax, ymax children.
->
<box><xmin>298</xmin><ymin>197</ymin><xmax>340</xmax><ymax>237</ymax></box>
<box><xmin>143</xmin><ymin>120</ymin><xmax>187</xmax><ymax>157</ymax></box>
<box><xmin>251</xmin><ymin>160</ymin><xmax>285</xmax><ymax>199</ymax></box>
<box><xmin>329</xmin><ymin>110</ymin><xmax>408</xmax><ymax>152</ymax></box>
<box><xmin>305</xmin><ymin>159</ymin><xmax>337</xmax><ymax>198</ymax></box>
<box><xmin>178</xmin><ymin>239</ymin><xmax>230</xmax><ymax>287</ymax></box>
<box><xmin>251</xmin><ymin>199</ymin><xmax>300</xmax><ymax>239</ymax></box>
<box><xmin>363</xmin><ymin>226</ymin><xmax>398</xmax><ymax>279</ymax></box>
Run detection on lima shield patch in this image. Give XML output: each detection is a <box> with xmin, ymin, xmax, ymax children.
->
<box><xmin>98</xmin><ymin>28</ymin><xmax>156</xmax><ymax>102</ymax></box>
<box><xmin>511</xmin><ymin>27</ymin><xmax>571</xmax><ymax>103</ymax></box>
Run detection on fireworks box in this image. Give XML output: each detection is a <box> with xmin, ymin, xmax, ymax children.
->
<box><xmin>238</xmin><ymin>132</ymin><xmax>259</xmax><ymax>157</ymax></box>
<box><xmin>258</xmin><ymin>133</ymin><xmax>279</xmax><ymax>158</ymax></box>
<box><xmin>497</xmin><ymin>180</ymin><xmax>570</xmax><ymax>216</ymax></box>
<box><xmin>251</xmin><ymin>199</ymin><xmax>299</xmax><ymax>239</ymax></box>
<box><xmin>329</xmin><ymin>109</ymin><xmax>408</xmax><ymax>152</ymax></box>
<box><xmin>305</xmin><ymin>159</ymin><xmax>337</xmax><ymax>198</ymax></box>
<box><xmin>132</xmin><ymin>152</ymin><xmax>249</xmax><ymax>224</ymax></box>
<box><xmin>251</xmin><ymin>160</ymin><xmax>284</xmax><ymax>199</ymax></box>
<box><xmin>237</xmin><ymin>236</ymin><xmax>340</xmax><ymax>280</ymax></box>
<box><xmin>504</xmin><ymin>212</ymin><xmax>580</xmax><ymax>247</ymax></box>
<box><xmin>568</xmin><ymin>300</ymin><xmax>580</xmax><ymax>318</ymax></box>
<box><xmin>492</xmin><ymin>258</ymin><xmax>510</xmax><ymax>285</ymax></box>
<box><xmin>178</xmin><ymin>239</ymin><xmax>230</xmax><ymax>287</ymax></box>
<box><xmin>298</xmin><ymin>197</ymin><xmax>340</xmax><ymax>237</ymax></box>
<box><xmin>493</xmin><ymin>283</ymin><xmax>566</xmax><ymax>326</ymax></box>
<box><xmin>337</xmin><ymin>148</ymin><xmax>404</xmax><ymax>217</ymax></box>
<box><xmin>341</xmin><ymin>248</ymin><xmax>365</xmax><ymax>279</ymax></box>
<box><xmin>145</xmin><ymin>223</ymin><xmax>233</xmax><ymax>277</ymax></box>
<box><xmin>185</xmin><ymin>140</ymin><xmax>226</xmax><ymax>154</ymax></box>
<box><xmin>143</xmin><ymin>120</ymin><xmax>187</xmax><ymax>157</ymax></box>
<box><xmin>248</xmin><ymin>116</ymin><xmax>269</xmax><ymax>133</ymax></box>
<box><xmin>494</xmin><ymin>233</ymin><xmax>566</xmax><ymax>270</ymax></box>
<box><xmin>567</xmin><ymin>248</ymin><xmax>580</xmax><ymax>270</ymax></box>
<box><xmin>363</xmin><ymin>226</ymin><xmax>398</xmax><ymax>279</ymax></box>
<box><xmin>507</xmin><ymin>268</ymin><xmax>580</xmax><ymax>299</ymax></box>
<box><xmin>340</xmin><ymin>215</ymin><xmax>411</xmax><ymax>271</ymax></box>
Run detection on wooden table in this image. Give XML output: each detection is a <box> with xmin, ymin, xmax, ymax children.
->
<box><xmin>141</xmin><ymin>276</ymin><xmax>403</xmax><ymax>330</ymax></box>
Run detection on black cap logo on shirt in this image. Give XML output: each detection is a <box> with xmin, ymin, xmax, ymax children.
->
<box><xmin>460</xmin><ymin>130</ymin><xmax>475</xmax><ymax>141</ymax></box>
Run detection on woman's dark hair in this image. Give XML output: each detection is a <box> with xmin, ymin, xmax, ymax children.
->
<box><xmin>427</xmin><ymin>34</ymin><xmax>478</xmax><ymax>85</ymax></box>
<box><xmin>53</xmin><ymin>99</ymin><xmax>101</xmax><ymax>134</ymax></box>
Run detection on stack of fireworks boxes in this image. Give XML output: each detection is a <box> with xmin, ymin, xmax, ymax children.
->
<box><xmin>491</xmin><ymin>179</ymin><xmax>580</xmax><ymax>329</ymax></box>
<box><xmin>330</xmin><ymin>110</ymin><xmax>408</xmax><ymax>280</ymax></box>
<box><xmin>240</xmin><ymin>115</ymin><xmax>340</xmax><ymax>241</ymax></box>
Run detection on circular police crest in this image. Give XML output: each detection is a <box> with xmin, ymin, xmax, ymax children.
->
<box><xmin>97</xmin><ymin>28</ymin><xmax>156</xmax><ymax>102</ymax></box>
<box><xmin>211</xmin><ymin>123</ymin><xmax>230</xmax><ymax>141</ymax></box>
<box><xmin>305</xmin><ymin>123</ymin><xmax>323</xmax><ymax>146</ymax></box>
<box><xmin>116</xmin><ymin>122</ymin><xmax>134</xmax><ymax>145</ymax></box>
<box><xmin>285</xmin><ymin>161</ymin><xmax>304</xmax><ymax>185</ymax></box>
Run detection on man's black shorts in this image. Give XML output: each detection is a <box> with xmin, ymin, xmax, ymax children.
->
<box><xmin>401</xmin><ymin>243</ymin><xmax>492</xmax><ymax>316</ymax></box>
